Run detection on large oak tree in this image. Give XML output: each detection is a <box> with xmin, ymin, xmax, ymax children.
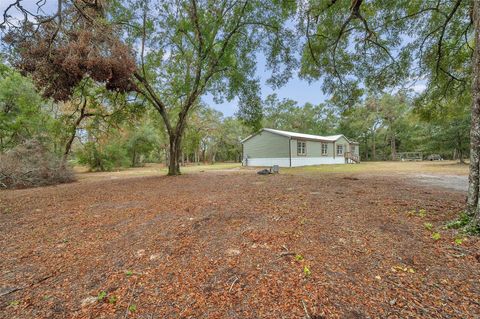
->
<box><xmin>1</xmin><ymin>0</ymin><xmax>295</xmax><ymax>175</ymax></box>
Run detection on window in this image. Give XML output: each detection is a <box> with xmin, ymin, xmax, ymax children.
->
<box><xmin>321</xmin><ymin>143</ymin><xmax>328</xmax><ymax>156</ymax></box>
<box><xmin>351</xmin><ymin>145</ymin><xmax>356</xmax><ymax>154</ymax></box>
<box><xmin>336</xmin><ymin>144</ymin><xmax>344</xmax><ymax>156</ymax></box>
<box><xmin>297</xmin><ymin>141</ymin><xmax>306</xmax><ymax>155</ymax></box>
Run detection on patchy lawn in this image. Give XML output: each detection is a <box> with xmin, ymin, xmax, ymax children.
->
<box><xmin>285</xmin><ymin>160</ymin><xmax>469</xmax><ymax>176</ymax></box>
<box><xmin>74</xmin><ymin>162</ymin><xmax>242</xmax><ymax>182</ymax></box>
<box><xmin>0</xmin><ymin>164</ymin><xmax>479</xmax><ymax>318</ymax></box>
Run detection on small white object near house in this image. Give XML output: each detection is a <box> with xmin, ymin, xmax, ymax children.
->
<box><xmin>241</xmin><ymin>128</ymin><xmax>360</xmax><ymax>167</ymax></box>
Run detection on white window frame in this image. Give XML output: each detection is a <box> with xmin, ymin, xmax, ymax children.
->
<box><xmin>297</xmin><ymin>141</ymin><xmax>306</xmax><ymax>156</ymax></box>
<box><xmin>321</xmin><ymin>143</ymin><xmax>328</xmax><ymax>156</ymax></box>
<box><xmin>336</xmin><ymin>144</ymin><xmax>344</xmax><ymax>156</ymax></box>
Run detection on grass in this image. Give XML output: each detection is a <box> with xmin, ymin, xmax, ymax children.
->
<box><xmin>75</xmin><ymin>160</ymin><xmax>468</xmax><ymax>183</ymax></box>
<box><xmin>76</xmin><ymin>162</ymin><xmax>241</xmax><ymax>182</ymax></box>
<box><xmin>284</xmin><ymin>161</ymin><xmax>468</xmax><ymax>176</ymax></box>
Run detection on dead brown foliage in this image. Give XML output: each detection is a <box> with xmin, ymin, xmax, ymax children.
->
<box><xmin>0</xmin><ymin>140</ymin><xmax>75</xmax><ymax>189</ymax></box>
<box><xmin>3</xmin><ymin>2</ymin><xmax>137</xmax><ymax>101</ymax></box>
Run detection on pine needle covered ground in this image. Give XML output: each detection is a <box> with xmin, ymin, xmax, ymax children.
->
<box><xmin>0</xmin><ymin>162</ymin><xmax>478</xmax><ymax>318</ymax></box>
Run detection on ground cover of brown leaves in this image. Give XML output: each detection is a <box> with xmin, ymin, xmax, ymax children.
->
<box><xmin>0</xmin><ymin>170</ymin><xmax>479</xmax><ymax>318</ymax></box>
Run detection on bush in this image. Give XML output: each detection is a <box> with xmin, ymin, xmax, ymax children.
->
<box><xmin>76</xmin><ymin>141</ymin><xmax>130</xmax><ymax>171</ymax></box>
<box><xmin>446</xmin><ymin>212</ymin><xmax>480</xmax><ymax>235</ymax></box>
<box><xmin>0</xmin><ymin>140</ymin><xmax>75</xmax><ymax>189</ymax></box>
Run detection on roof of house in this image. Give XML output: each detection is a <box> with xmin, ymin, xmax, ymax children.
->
<box><xmin>241</xmin><ymin>128</ymin><xmax>359</xmax><ymax>144</ymax></box>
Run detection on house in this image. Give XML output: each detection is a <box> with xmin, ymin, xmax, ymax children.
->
<box><xmin>241</xmin><ymin>128</ymin><xmax>360</xmax><ymax>167</ymax></box>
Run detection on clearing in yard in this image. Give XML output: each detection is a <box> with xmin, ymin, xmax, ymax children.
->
<box><xmin>0</xmin><ymin>162</ymin><xmax>478</xmax><ymax>318</ymax></box>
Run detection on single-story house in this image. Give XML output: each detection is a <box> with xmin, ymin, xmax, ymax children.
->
<box><xmin>241</xmin><ymin>128</ymin><xmax>360</xmax><ymax>167</ymax></box>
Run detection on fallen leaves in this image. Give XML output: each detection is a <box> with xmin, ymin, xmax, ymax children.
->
<box><xmin>391</xmin><ymin>265</ymin><xmax>416</xmax><ymax>274</ymax></box>
<box><xmin>0</xmin><ymin>171</ymin><xmax>478</xmax><ymax>318</ymax></box>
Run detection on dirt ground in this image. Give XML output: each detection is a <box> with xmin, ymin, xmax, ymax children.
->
<box><xmin>0</xmin><ymin>163</ymin><xmax>479</xmax><ymax>318</ymax></box>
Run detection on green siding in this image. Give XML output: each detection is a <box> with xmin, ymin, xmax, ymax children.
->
<box><xmin>291</xmin><ymin>139</ymin><xmax>334</xmax><ymax>158</ymax></box>
<box><xmin>243</xmin><ymin>131</ymin><xmax>359</xmax><ymax>160</ymax></box>
<box><xmin>243</xmin><ymin>131</ymin><xmax>290</xmax><ymax>158</ymax></box>
<box><xmin>335</xmin><ymin>136</ymin><xmax>349</xmax><ymax>157</ymax></box>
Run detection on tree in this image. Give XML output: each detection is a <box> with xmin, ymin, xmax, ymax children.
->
<box><xmin>377</xmin><ymin>93</ymin><xmax>410</xmax><ymax>160</ymax></box>
<box><xmin>299</xmin><ymin>0</ymin><xmax>479</xmax><ymax>225</ymax></box>
<box><xmin>338</xmin><ymin>105</ymin><xmax>376</xmax><ymax>160</ymax></box>
<box><xmin>0</xmin><ymin>65</ymin><xmax>53</xmax><ymax>151</ymax></box>
<box><xmin>1</xmin><ymin>0</ymin><xmax>295</xmax><ymax>175</ymax></box>
<box><xmin>416</xmin><ymin>90</ymin><xmax>471</xmax><ymax>163</ymax></box>
<box><xmin>263</xmin><ymin>93</ymin><xmax>338</xmax><ymax>135</ymax></box>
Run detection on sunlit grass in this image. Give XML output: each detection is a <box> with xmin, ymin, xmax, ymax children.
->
<box><xmin>76</xmin><ymin>162</ymin><xmax>241</xmax><ymax>182</ymax></box>
<box><xmin>76</xmin><ymin>160</ymin><xmax>468</xmax><ymax>183</ymax></box>
<box><xmin>283</xmin><ymin>161</ymin><xmax>468</xmax><ymax>175</ymax></box>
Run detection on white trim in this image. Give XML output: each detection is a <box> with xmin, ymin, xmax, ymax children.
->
<box><xmin>245</xmin><ymin>157</ymin><xmax>345</xmax><ymax>167</ymax></box>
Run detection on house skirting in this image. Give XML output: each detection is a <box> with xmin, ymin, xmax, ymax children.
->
<box><xmin>245</xmin><ymin>157</ymin><xmax>345</xmax><ymax>167</ymax></box>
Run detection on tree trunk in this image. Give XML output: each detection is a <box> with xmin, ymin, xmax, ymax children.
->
<box><xmin>168</xmin><ymin>134</ymin><xmax>182</xmax><ymax>175</ymax></box>
<box><xmin>459</xmin><ymin>150</ymin><xmax>465</xmax><ymax>164</ymax></box>
<box><xmin>164</xmin><ymin>146</ymin><xmax>169</xmax><ymax>168</ymax></box>
<box><xmin>132</xmin><ymin>148</ymin><xmax>137</xmax><ymax>167</ymax></box>
<box><xmin>390</xmin><ymin>133</ymin><xmax>396</xmax><ymax>161</ymax></box>
<box><xmin>63</xmin><ymin>128</ymin><xmax>77</xmax><ymax>163</ymax></box>
<box><xmin>168</xmin><ymin>133</ymin><xmax>182</xmax><ymax>176</ymax></box>
<box><xmin>364</xmin><ymin>135</ymin><xmax>368</xmax><ymax>160</ymax></box>
<box><xmin>372</xmin><ymin>131</ymin><xmax>376</xmax><ymax>161</ymax></box>
<box><xmin>212</xmin><ymin>151</ymin><xmax>216</xmax><ymax>164</ymax></box>
<box><xmin>468</xmin><ymin>0</ymin><xmax>480</xmax><ymax>225</ymax></box>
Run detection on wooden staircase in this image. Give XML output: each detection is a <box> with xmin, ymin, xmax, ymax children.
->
<box><xmin>345</xmin><ymin>152</ymin><xmax>360</xmax><ymax>164</ymax></box>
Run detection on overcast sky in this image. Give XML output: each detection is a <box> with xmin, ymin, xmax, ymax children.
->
<box><xmin>0</xmin><ymin>1</ymin><xmax>426</xmax><ymax>117</ymax></box>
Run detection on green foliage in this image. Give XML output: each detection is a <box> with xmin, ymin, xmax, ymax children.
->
<box><xmin>417</xmin><ymin>96</ymin><xmax>470</xmax><ymax>162</ymax></box>
<box><xmin>0</xmin><ymin>66</ymin><xmax>60</xmax><ymax>152</ymax></box>
<box><xmin>108</xmin><ymin>296</ymin><xmax>117</xmax><ymax>304</ymax></box>
<box><xmin>299</xmin><ymin>1</ymin><xmax>472</xmax><ymax>106</ymax></box>
<box><xmin>77</xmin><ymin>141</ymin><xmax>130</xmax><ymax>172</ymax></box>
<box><xmin>262</xmin><ymin>94</ymin><xmax>338</xmax><ymax>135</ymax></box>
<box><xmin>446</xmin><ymin>212</ymin><xmax>472</xmax><ymax>230</ymax></box>
<box><xmin>97</xmin><ymin>291</ymin><xmax>107</xmax><ymax>301</ymax></box>
<box><xmin>295</xmin><ymin>254</ymin><xmax>304</xmax><ymax>261</ymax></box>
<box><xmin>125</xmin><ymin>270</ymin><xmax>133</xmax><ymax>277</ymax></box>
<box><xmin>303</xmin><ymin>265</ymin><xmax>311</xmax><ymax>277</ymax></box>
<box><xmin>128</xmin><ymin>304</ymin><xmax>137</xmax><ymax>313</ymax></box>
<box><xmin>125</xmin><ymin>124</ymin><xmax>161</xmax><ymax>167</ymax></box>
<box><xmin>182</xmin><ymin>106</ymin><xmax>248</xmax><ymax>163</ymax></box>
<box><xmin>446</xmin><ymin>212</ymin><xmax>480</xmax><ymax>235</ymax></box>
<box><xmin>418</xmin><ymin>209</ymin><xmax>427</xmax><ymax>218</ymax></box>
<box><xmin>424</xmin><ymin>223</ymin><xmax>433</xmax><ymax>231</ymax></box>
<box><xmin>431</xmin><ymin>232</ymin><xmax>441</xmax><ymax>241</ymax></box>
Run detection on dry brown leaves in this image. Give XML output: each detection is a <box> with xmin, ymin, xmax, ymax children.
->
<box><xmin>0</xmin><ymin>172</ymin><xmax>478</xmax><ymax>318</ymax></box>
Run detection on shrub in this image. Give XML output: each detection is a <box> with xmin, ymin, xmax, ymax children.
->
<box><xmin>0</xmin><ymin>140</ymin><xmax>75</xmax><ymax>189</ymax></box>
<box><xmin>446</xmin><ymin>212</ymin><xmax>480</xmax><ymax>235</ymax></box>
<box><xmin>76</xmin><ymin>141</ymin><xmax>130</xmax><ymax>172</ymax></box>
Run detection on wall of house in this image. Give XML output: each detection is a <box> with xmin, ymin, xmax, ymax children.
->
<box><xmin>243</xmin><ymin>132</ymin><xmax>359</xmax><ymax>167</ymax></box>
<box><xmin>290</xmin><ymin>139</ymin><xmax>341</xmax><ymax>158</ymax></box>
<box><xmin>243</xmin><ymin>130</ymin><xmax>289</xmax><ymax>159</ymax></box>
<box><xmin>288</xmin><ymin>139</ymin><xmax>344</xmax><ymax>166</ymax></box>
<box><xmin>334</xmin><ymin>136</ymin><xmax>349</xmax><ymax>157</ymax></box>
